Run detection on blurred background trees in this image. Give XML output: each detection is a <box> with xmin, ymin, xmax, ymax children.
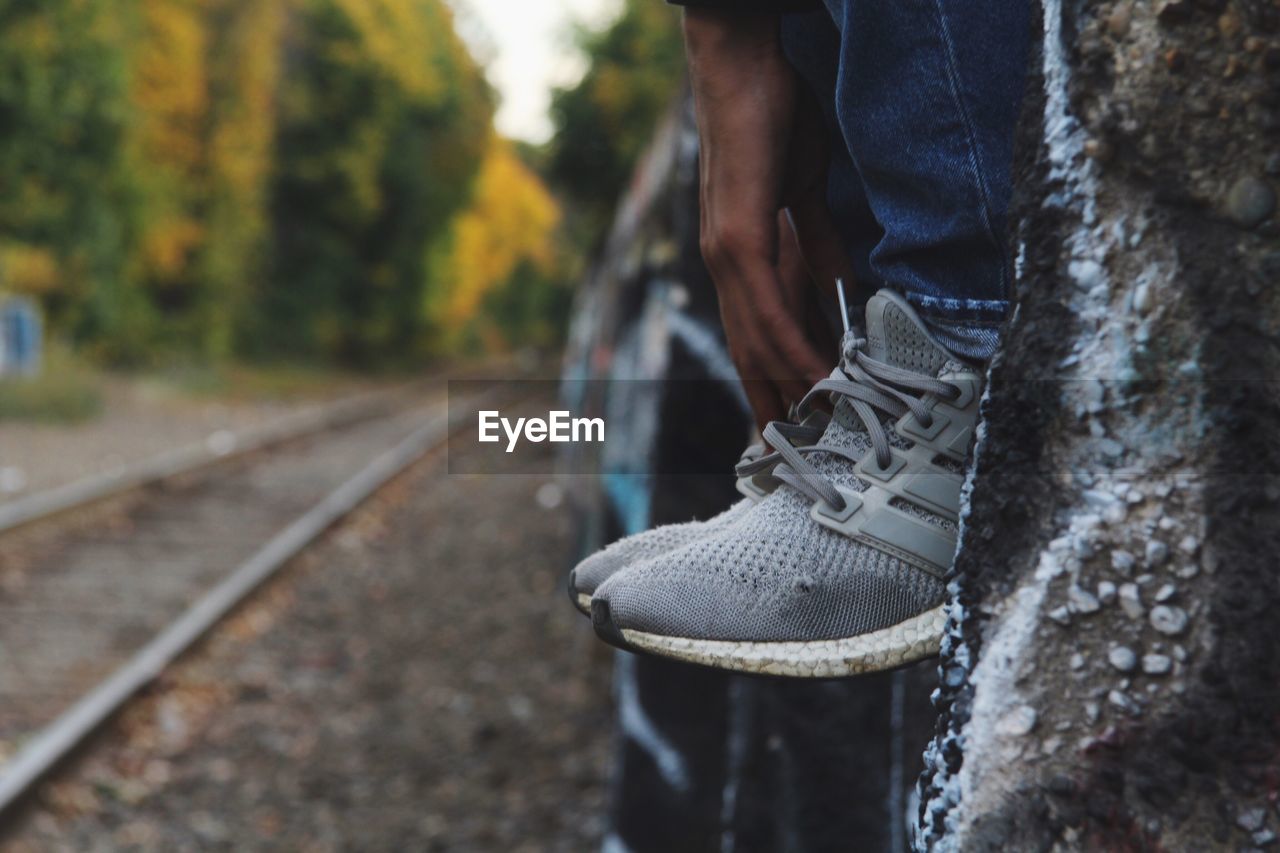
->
<box><xmin>0</xmin><ymin>0</ymin><xmax>595</xmax><ymax>370</ymax></box>
<box><xmin>547</xmin><ymin>0</ymin><xmax>685</xmax><ymax>249</ymax></box>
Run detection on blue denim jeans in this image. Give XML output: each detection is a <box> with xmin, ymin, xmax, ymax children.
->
<box><xmin>782</xmin><ymin>1</ymin><xmax>1030</xmax><ymax>360</ymax></box>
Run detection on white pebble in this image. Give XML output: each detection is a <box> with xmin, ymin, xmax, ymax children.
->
<box><xmin>1150</xmin><ymin>605</ymin><xmax>1189</xmax><ymax>636</ymax></box>
<box><xmin>1133</xmin><ymin>281</ymin><xmax>1153</xmax><ymax>314</ymax></box>
<box><xmin>1142</xmin><ymin>654</ymin><xmax>1172</xmax><ymax>675</ymax></box>
<box><xmin>1108</xmin><ymin>690</ymin><xmax>1141</xmax><ymax>715</ymax></box>
<box><xmin>1119</xmin><ymin>583</ymin><xmax>1144</xmax><ymax>619</ymax></box>
<box><xmin>1109</xmin><ymin>646</ymin><xmax>1138</xmax><ymax>672</ymax></box>
<box><xmin>1069</xmin><ymin>585</ymin><xmax>1101</xmax><ymax>615</ymax></box>
<box><xmin>997</xmin><ymin>705</ymin><xmax>1038</xmax><ymax>736</ymax></box>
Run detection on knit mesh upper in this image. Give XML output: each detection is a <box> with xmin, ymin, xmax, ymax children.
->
<box><xmin>594</xmin><ymin>290</ymin><xmax>963</xmax><ymax>644</ymax></box>
<box><xmin>571</xmin><ymin>499</ymin><xmax>752</xmax><ymax>596</ymax></box>
<box><xmin>878</xmin><ymin>300</ymin><xmax>951</xmax><ymax>375</ymax></box>
<box><xmin>596</xmin><ymin>484</ymin><xmax>944</xmax><ymax>642</ymax></box>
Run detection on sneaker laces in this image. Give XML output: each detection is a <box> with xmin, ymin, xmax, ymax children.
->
<box><xmin>761</xmin><ymin>339</ymin><xmax>961</xmax><ymax>512</ymax></box>
<box><xmin>734</xmin><ymin>414</ymin><xmax>830</xmax><ymax>478</ymax></box>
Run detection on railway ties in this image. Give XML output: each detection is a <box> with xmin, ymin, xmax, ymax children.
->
<box><xmin>0</xmin><ymin>385</ymin><xmax>487</xmax><ymax>816</ymax></box>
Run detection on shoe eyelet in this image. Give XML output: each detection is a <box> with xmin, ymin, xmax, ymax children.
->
<box><xmin>898</xmin><ymin>411</ymin><xmax>950</xmax><ymax>443</ymax></box>
<box><xmin>947</xmin><ymin>380</ymin><xmax>977</xmax><ymax>409</ymax></box>
<box><xmin>813</xmin><ymin>489</ymin><xmax>862</xmax><ymax>524</ymax></box>
<box><xmin>859</xmin><ymin>451</ymin><xmax>907</xmax><ymax>482</ymax></box>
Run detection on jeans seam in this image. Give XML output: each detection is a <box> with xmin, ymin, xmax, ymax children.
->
<box><xmin>928</xmin><ymin>0</ymin><xmax>1009</xmax><ymax>302</ymax></box>
<box><xmin>907</xmin><ymin>294</ymin><xmax>1009</xmax><ymax>310</ymax></box>
<box><xmin>906</xmin><ymin>292</ymin><xmax>1008</xmax><ymax>324</ymax></box>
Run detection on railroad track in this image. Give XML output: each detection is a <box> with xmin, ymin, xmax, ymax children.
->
<box><xmin>0</xmin><ymin>384</ymin><xmax>490</xmax><ymax>817</ymax></box>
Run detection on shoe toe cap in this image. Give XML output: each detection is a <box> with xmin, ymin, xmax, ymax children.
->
<box><xmin>568</xmin><ymin>550</ymin><xmax>625</xmax><ymax>600</ymax></box>
<box><xmin>592</xmin><ymin>558</ymin><xmax>946</xmax><ymax>644</ymax></box>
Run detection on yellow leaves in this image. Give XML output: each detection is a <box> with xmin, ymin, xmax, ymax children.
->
<box><xmin>328</xmin><ymin>0</ymin><xmax>448</xmax><ymax>102</ymax></box>
<box><xmin>133</xmin><ymin>0</ymin><xmax>209</xmax><ymax>176</ymax></box>
<box><xmin>140</xmin><ymin>217</ymin><xmax>205</xmax><ymax>282</ymax></box>
<box><xmin>432</xmin><ymin>138</ymin><xmax>561</xmax><ymax>333</ymax></box>
<box><xmin>6</xmin><ymin>0</ymin><xmax>516</xmax><ymax>362</ymax></box>
<box><xmin>0</xmin><ymin>245</ymin><xmax>62</xmax><ymax>296</ymax></box>
<box><xmin>10</xmin><ymin>15</ymin><xmax>57</xmax><ymax>60</ymax></box>
<box><xmin>123</xmin><ymin>0</ymin><xmax>287</xmax><ymax>309</ymax></box>
<box><xmin>207</xmin><ymin>1</ymin><xmax>286</xmax><ymax>198</ymax></box>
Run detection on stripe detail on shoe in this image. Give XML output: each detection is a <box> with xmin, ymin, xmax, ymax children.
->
<box><xmin>810</xmin><ymin>485</ymin><xmax>953</xmax><ymax>579</ymax></box>
<box><xmin>809</xmin><ymin>369</ymin><xmax>981</xmax><ymax>578</ymax></box>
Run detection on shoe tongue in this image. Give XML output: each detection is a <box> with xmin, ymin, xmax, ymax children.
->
<box><xmin>862</xmin><ymin>289</ymin><xmax>952</xmax><ymax>376</ymax></box>
<box><xmin>810</xmin><ymin>291</ymin><xmax>955</xmax><ymax>487</ymax></box>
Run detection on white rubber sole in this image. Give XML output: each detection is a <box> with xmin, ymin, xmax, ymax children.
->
<box><xmin>574</xmin><ymin>592</ymin><xmax>592</xmax><ymax>615</ymax></box>
<box><xmin>618</xmin><ymin>604</ymin><xmax>946</xmax><ymax>678</ymax></box>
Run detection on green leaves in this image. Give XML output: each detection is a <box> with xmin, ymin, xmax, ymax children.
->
<box><xmin>0</xmin><ymin>0</ymin><xmax>521</xmax><ymax>367</ymax></box>
<box><xmin>547</xmin><ymin>0</ymin><xmax>685</xmax><ymax>233</ymax></box>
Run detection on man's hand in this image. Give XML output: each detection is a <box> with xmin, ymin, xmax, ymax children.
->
<box><xmin>684</xmin><ymin>8</ymin><xmax>852</xmax><ymax>432</ymax></box>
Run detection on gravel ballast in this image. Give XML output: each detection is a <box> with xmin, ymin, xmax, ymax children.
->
<box><xmin>2</xmin><ymin>397</ymin><xmax>611</xmax><ymax>851</ymax></box>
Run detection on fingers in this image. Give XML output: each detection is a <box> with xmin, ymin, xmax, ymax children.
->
<box><xmin>785</xmin><ymin>190</ymin><xmax>858</xmax><ymax>302</ymax></box>
<box><xmin>780</xmin><ymin>86</ymin><xmax>860</xmax><ymax>305</ymax></box>
<box><xmin>713</xmin><ymin>253</ymin><xmax>829</xmax><ymax>413</ymax></box>
<box><xmin>739</xmin><ymin>376</ymin><xmax>787</xmax><ymax>435</ymax></box>
<box><xmin>775</xmin><ymin>208</ymin><xmax>809</xmax><ymax>318</ymax></box>
<box><xmin>700</xmin><ymin>191</ymin><xmax>832</xmax><ymax>427</ymax></box>
<box><xmin>682</xmin><ymin>26</ymin><xmax>831</xmax><ymax>431</ymax></box>
<box><xmin>752</xmin><ymin>291</ymin><xmax>829</xmax><ymax>390</ymax></box>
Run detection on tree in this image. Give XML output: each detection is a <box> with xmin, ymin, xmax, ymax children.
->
<box><xmin>128</xmin><ymin>0</ymin><xmax>213</xmax><ymax>356</ymax></box>
<box><xmin>425</xmin><ymin>136</ymin><xmax>563</xmax><ymax>354</ymax></box>
<box><xmin>918</xmin><ymin>0</ymin><xmax>1279</xmax><ymax>847</ymax></box>
<box><xmin>0</xmin><ymin>0</ymin><xmax>143</xmax><ymax>360</ymax></box>
<box><xmin>261</xmin><ymin>0</ymin><xmax>493</xmax><ymax>365</ymax></box>
<box><xmin>197</xmin><ymin>0</ymin><xmax>289</xmax><ymax>358</ymax></box>
<box><xmin>0</xmin><ymin>0</ymin><xmax>508</xmax><ymax>368</ymax></box>
<box><xmin>547</xmin><ymin>0</ymin><xmax>685</xmax><ymax>241</ymax></box>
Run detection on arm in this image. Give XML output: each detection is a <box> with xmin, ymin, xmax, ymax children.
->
<box><xmin>683</xmin><ymin>7</ymin><xmax>850</xmax><ymax>431</ymax></box>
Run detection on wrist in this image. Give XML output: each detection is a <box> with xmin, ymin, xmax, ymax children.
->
<box><xmin>682</xmin><ymin>7</ymin><xmax>781</xmax><ymax>60</ymax></box>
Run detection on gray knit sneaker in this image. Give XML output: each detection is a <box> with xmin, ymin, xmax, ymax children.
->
<box><xmin>567</xmin><ymin>412</ymin><xmax>830</xmax><ymax>615</ymax></box>
<box><xmin>591</xmin><ymin>289</ymin><xmax>984</xmax><ymax>677</ymax></box>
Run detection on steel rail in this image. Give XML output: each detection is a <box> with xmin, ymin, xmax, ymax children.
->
<box><xmin>0</xmin><ymin>394</ymin><xmax>481</xmax><ymax>816</ymax></box>
<box><xmin>0</xmin><ymin>385</ymin><xmax>410</xmax><ymax>536</ymax></box>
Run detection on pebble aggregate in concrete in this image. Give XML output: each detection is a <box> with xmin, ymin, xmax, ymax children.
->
<box><xmin>1150</xmin><ymin>605</ymin><xmax>1189</xmax><ymax>636</ymax></box>
<box><xmin>1069</xmin><ymin>585</ymin><xmax>1101</xmax><ymax>614</ymax></box>
<box><xmin>1142</xmin><ymin>654</ymin><xmax>1173</xmax><ymax>675</ymax></box>
<box><xmin>1225</xmin><ymin>176</ymin><xmax>1276</xmax><ymax>228</ymax></box>
<box><xmin>1119</xmin><ymin>583</ymin><xmax>1144</xmax><ymax>619</ymax></box>
<box><xmin>1108</xmin><ymin>646</ymin><xmax>1138</xmax><ymax>672</ymax></box>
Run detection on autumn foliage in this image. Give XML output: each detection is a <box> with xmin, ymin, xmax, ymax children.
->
<box><xmin>0</xmin><ymin>0</ymin><xmax>565</xmax><ymax>366</ymax></box>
